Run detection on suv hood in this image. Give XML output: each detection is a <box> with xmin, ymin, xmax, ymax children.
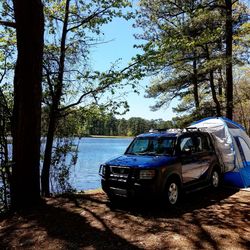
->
<box><xmin>105</xmin><ymin>154</ymin><xmax>176</xmax><ymax>169</ymax></box>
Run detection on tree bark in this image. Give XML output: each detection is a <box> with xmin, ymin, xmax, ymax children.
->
<box><xmin>41</xmin><ymin>0</ymin><xmax>70</xmax><ymax>197</ymax></box>
<box><xmin>192</xmin><ymin>53</ymin><xmax>199</xmax><ymax>110</ymax></box>
<box><xmin>11</xmin><ymin>0</ymin><xmax>44</xmax><ymax>209</ymax></box>
<box><xmin>41</xmin><ymin>108</ymin><xmax>56</xmax><ymax>196</ymax></box>
<box><xmin>205</xmin><ymin>45</ymin><xmax>221</xmax><ymax>117</ymax></box>
<box><xmin>218</xmin><ymin>67</ymin><xmax>223</xmax><ymax>97</ymax></box>
<box><xmin>225</xmin><ymin>0</ymin><xmax>233</xmax><ymax>119</ymax></box>
<box><xmin>209</xmin><ymin>70</ymin><xmax>221</xmax><ymax>117</ymax></box>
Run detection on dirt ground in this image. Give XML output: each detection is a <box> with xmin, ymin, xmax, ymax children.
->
<box><xmin>0</xmin><ymin>187</ymin><xmax>249</xmax><ymax>250</ymax></box>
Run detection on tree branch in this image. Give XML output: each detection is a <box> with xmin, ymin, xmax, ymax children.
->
<box><xmin>58</xmin><ymin>61</ymin><xmax>139</xmax><ymax>112</ymax></box>
<box><xmin>0</xmin><ymin>20</ymin><xmax>16</xmax><ymax>28</ymax></box>
<box><xmin>0</xmin><ymin>56</ymin><xmax>12</xmax><ymax>117</ymax></box>
<box><xmin>66</xmin><ymin>4</ymin><xmax>113</xmax><ymax>32</ymax></box>
<box><xmin>43</xmin><ymin>65</ymin><xmax>55</xmax><ymax>98</ymax></box>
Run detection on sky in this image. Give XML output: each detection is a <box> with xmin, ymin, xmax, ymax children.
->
<box><xmin>90</xmin><ymin>15</ymin><xmax>178</xmax><ymax>121</ymax></box>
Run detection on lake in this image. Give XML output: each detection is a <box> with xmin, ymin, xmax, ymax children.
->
<box><xmin>70</xmin><ymin>137</ymin><xmax>133</xmax><ymax>191</ymax></box>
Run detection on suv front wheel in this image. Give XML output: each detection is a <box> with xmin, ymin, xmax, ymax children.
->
<box><xmin>165</xmin><ymin>178</ymin><xmax>180</xmax><ymax>206</ymax></box>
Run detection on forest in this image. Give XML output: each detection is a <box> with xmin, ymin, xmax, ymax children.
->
<box><xmin>0</xmin><ymin>0</ymin><xmax>250</xmax><ymax>212</ymax></box>
<box><xmin>46</xmin><ymin>107</ymin><xmax>175</xmax><ymax>137</ymax></box>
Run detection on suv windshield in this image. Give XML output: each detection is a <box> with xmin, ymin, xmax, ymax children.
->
<box><xmin>126</xmin><ymin>137</ymin><xmax>176</xmax><ymax>156</ymax></box>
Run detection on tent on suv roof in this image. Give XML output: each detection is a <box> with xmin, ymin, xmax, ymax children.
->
<box><xmin>190</xmin><ymin>117</ymin><xmax>250</xmax><ymax>188</ymax></box>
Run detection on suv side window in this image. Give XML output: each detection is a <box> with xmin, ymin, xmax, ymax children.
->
<box><xmin>194</xmin><ymin>134</ymin><xmax>211</xmax><ymax>152</ymax></box>
<box><xmin>180</xmin><ymin>136</ymin><xmax>195</xmax><ymax>153</ymax></box>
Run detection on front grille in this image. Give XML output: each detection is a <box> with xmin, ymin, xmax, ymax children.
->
<box><xmin>108</xmin><ymin>166</ymin><xmax>132</xmax><ymax>181</ymax></box>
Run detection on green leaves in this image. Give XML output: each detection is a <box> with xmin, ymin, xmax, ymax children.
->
<box><xmin>43</xmin><ymin>0</ymin><xmax>135</xmax><ymax>113</ymax></box>
<box><xmin>134</xmin><ymin>0</ymin><xmax>250</xmax><ymax>119</ymax></box>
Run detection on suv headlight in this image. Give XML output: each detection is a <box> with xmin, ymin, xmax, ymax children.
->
<box><xmin>99</xmin><ymin>164</ymin><xmax>106</xmax><ymax>176</ymax></box>
<box><xmin>139</xmin><ymin>169</ymin><xmax>156</xmax><ymax>180</ymax></box>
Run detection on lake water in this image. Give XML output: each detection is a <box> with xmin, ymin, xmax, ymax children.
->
<box><xmin>70</xmin><ymin>137</ymin><xmax>133</xmax><ymax>191</ymax></box>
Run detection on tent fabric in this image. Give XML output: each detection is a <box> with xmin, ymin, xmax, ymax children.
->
<box><xmin>190</xmin><ymin>117</ymin><xmax>250</xmax><ymax>188</ymax></box>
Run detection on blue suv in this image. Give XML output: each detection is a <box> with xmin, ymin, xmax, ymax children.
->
<box><xmin>99</xmin><ymin>129</ymin><xmax>221</xmax><ymax>205</ymax></box>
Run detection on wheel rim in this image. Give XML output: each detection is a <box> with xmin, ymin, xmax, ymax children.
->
<box><xmin>212</xmin><ymin>171</ymin><xmax>219</xmax><ymax>187</ymax></box>
<box><xmin>168</xmin><ymin>182</ymin><xmax>178</xmax><ymax>205</ymax></box>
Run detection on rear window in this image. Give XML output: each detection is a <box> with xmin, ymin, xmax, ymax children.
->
<box><xmin>179</xmin><ymin>133</ymin><xmax>212</xmax><ymax>154</ymax></box>
<box><xmin>195</xmin><ymin>134</ymin><xmax>211</xmax><ymax>152</ymax></box>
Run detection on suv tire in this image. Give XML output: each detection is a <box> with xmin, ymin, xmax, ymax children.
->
<box><xmin>165</xmin><ymin>178</ymin><xmax>180</xmax><ymax>206</ymax></box>
<box><xmin>211</xmin><ymin>169</ymin><xmax>220</xmax><ymax>188</ymax></box>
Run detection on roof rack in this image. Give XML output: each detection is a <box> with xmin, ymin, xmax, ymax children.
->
<box><xmin>185</xmin><ymin>127</ymin><xmax>200</xmax><ymax>131</ymax></box>
<box><xmin>148</xmin><ymin>128</ymin><xmax>182</xmax><ymax>133</ymax></box>
<box><xmin>185</xmin><ymin>126</ymin><xmax>208</xmax><ymax>132</ymax></box>
<box><xmin>149</xmin><ymin>128</ymin><xmax>168</xmax><ymax>133</ymax></box>
<box><xmin>167</xmin><ymin>128</ymin><xmax>183</xmax><ymax>133</ymax></box>
<box><xmin>148</xmin><ymin>127</ymin><xmax>208</xmax><ymax>134</ymax></box>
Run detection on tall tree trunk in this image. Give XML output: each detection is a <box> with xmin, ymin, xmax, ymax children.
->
<box><xmin>41</xmin><ymin>108</ymin><xmax>56</xmax><ymax>196</ymax></box>
<box><xmin>41</xmin><ymin>0</ymin><xmax>70</xmax><ymax>197</ymax></box>
<box><xmin>11</xmin><ymin>0</ymin><xmax>44</xmax><ymax>209</ymax></box>
<box><xmin>209</xmin><ymin>70</ymin><xmax>221</xmax><ymax>116</ymax></box>
<box><xmin>192</xmin><ymin>54</ymin><xmax>199</xmax><ymax>110</ymax></box>
<box><xmin>225</xmin><ymin>0</ymin><xmax>233</xmax><ymax>119</ymax></box>
<box><xmin>205</xmin><ymin>45</ymin><xmax>221</xmax><ymax>117</ymax></box>
<box><xmin>0</xmin><ymin>100</ymin><xmax>10</xmax><ymax>208</ymax></box>
<box><xmin>218</xmin><ymin>67</ymin><xmax>223</xmax><ymax>97</ymax></box>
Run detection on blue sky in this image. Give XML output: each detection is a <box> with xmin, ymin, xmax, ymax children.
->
<box><xmin>90</xmin><ymin>16</ymin><xmax>177</xmax><ymax>121</ymax></box>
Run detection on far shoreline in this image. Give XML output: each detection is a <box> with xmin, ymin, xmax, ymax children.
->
<box><xmin>88</xmin><ymin>135</ymin><xmax>134</xmax><ymax>139</ymax></box>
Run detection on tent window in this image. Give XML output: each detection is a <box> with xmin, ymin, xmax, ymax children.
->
<box><xmin>236</xmin><ymin>137</ymin><xmax>250</xmax><ymax>162</ymax></box>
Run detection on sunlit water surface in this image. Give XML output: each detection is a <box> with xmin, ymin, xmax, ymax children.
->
<box><xmin>70</xmin><ymin>137</ymin><xmax>132</xmax><ymax>191</ymax></box>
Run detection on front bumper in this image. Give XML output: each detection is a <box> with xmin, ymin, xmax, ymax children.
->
<box><xmin>101</xmin><ymin>177</ymin><xmax>159</xmax><ymax>199</ymax></box>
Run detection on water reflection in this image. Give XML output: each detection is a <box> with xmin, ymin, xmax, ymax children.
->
<box><xmin>71</xmin><ymin>137</ymin><xmax>132</xmax><ymax>191</ymax></box>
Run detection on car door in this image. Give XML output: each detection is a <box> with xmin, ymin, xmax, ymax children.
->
<box><xmin>192</xmin><ymin>133</ymin><xmax>212</xmax><ymax>182</ymax></box>
<box><xmin>178</xmin><ymin>134</ymin><xmax>201</xmax><ymax>184</ymax></box>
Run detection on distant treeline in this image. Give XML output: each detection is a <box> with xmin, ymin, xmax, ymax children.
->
<box><xmin>42</xmin><ymin>107</ymin><xmax>175</xmax><ymax>137</ymax></box>
<box><xmin>83</xmin><ymin>116</ymin><xmax>174</xmax><ymax>137</ymax></box>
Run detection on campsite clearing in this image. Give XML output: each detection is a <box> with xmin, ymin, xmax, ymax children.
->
<box><xmin>0</xmin><ymin>187</ymin><xmax>249</xmax><ymax>249</ymax></box>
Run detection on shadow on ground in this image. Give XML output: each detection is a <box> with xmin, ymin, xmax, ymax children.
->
<box><xmin>0</xmin><ymin>187</ymin><xmax>249</xmax><ymax>249</ymax></box>
<box><xmin>76</xmin><ymin>187</ymin><xmax>250</xmax><ymax>249</ymax></box>
<box><xmin>0</xmin><ymin>200</ymin><xmax>142</xmax><ymax>249</ymax></box>
<box><xmin>106</xmin><ymin>187</ymin><xmax>240</xmax><ymax>217</ymax></box>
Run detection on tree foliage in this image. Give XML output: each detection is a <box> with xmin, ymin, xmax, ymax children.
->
<box><xmin>50</xmin><ymin>105</ymin><xmax>174</xmax><ymax>137</ymax></box>
<box><xmin>134</xmin><ymin>0</ymin><xmax>249</xmax><ymax>122</ymax></box>
<box><xmin>234</xmin><ymin>68</ymin><xmax>250</xmax><ymax>134</ymax></box>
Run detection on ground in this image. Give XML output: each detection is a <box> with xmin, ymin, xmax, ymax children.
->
<box><xmin>0</xmin><ymin>188</ymin><xmax>249</xmax><ymax>250</ymax></box>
